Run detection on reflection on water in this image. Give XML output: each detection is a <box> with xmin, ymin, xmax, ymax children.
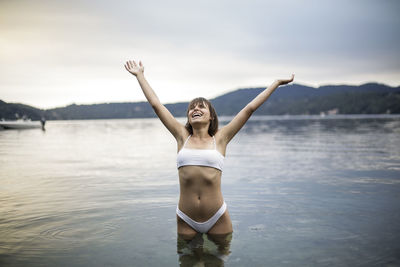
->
<box><xmin>177</xmin><ymin>233</ymin><xmax>232</xmax><ymax>266</ymax></box>
<box><xmin>0</xmin><ymin>115</ymin><xmax>400</xmax><ymax>266</ymax></box>
<box><xmin>240</xmin><ymin>115</ymin><xmax>400</xmax><ymax>135</ymax></box>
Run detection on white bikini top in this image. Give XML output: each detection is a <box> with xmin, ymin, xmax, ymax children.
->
<box><xmin>177</xmin><ymin>135</ymin><xmax>224</xmax><ymax>171</ymax></box>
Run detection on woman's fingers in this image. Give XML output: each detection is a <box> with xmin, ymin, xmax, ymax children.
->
<box><xmin>125</xmin><ymin>61</ymin><xmax>135</xmax><ymax>73</ymax></box>
<box><xmin>125</xmin><ymin>59</ymin><xmax>144</xmax><ymax>76</ymax></box>
<box><xmin>276</xmin><ymin>74</ymin><xmax>295</xmax><ymax>85</ymax></box>
<box><xmin>283</xmin><ymin>74</ymin><xmax>294</xmax><ymax>84</ymax></box>
<box><xmin>125</xmin><ymin>60</ymin><xmax>142</xmax><ymax>70</ymax></box>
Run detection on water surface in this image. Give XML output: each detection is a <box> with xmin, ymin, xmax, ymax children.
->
<box><xmin>1</xmin><ymin>115</ymin><xmax>400</xmax><ymax>266</ymax></box>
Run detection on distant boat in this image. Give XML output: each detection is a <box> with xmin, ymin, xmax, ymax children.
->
<box><xmin>0</xmin><ymin>120</ymin><xmax>44</xmax><ymax>130</ymax></box>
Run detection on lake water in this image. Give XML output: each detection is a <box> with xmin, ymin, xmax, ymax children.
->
<box><xmin>1</xmin><ymin>115</ymin><xmax>400</xmax><ymax>266</ymax></box>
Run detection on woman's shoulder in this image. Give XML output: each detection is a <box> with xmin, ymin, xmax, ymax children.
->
<box><xmin>213</xmin><ymin>130</ymin><xmax>228</xmax><ymax>152</ymax></box>
<box><xmin>176</xmin><ymin>129</ymin><xmax>191</xmax><ymax>149</ymax></box>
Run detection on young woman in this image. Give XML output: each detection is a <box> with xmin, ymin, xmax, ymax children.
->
<box><xmin>124</xmin><ymin>60</ymin><xmax>294</xmax><ymax>237</ymax></box>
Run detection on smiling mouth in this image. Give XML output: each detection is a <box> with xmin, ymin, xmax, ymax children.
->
<box><xmin>192</xmin><ymin>113</ymin><xmax>203</xmax><ymax>118</ymax></box>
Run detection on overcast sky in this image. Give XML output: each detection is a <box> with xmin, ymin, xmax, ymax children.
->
<box><xmin>1</xmin><ymin>0</ymin><xmax>399</xmax><ymax>109</ymax></box>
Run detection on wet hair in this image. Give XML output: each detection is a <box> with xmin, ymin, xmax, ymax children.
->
<box><xmin>185</xmin><ymin>97</ymin><xmax>218</xmax><ymax>136</ymax></box>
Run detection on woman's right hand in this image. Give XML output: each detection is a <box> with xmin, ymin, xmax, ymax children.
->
<box><xmin>276</xmin><ymin>74</ymin><xmax>295</xmax><ymax>85</ymax></box>
<box><xmin>124</xmin><ymin>60</ymin><xmax>144</xmax><ymax>76</ymax></box>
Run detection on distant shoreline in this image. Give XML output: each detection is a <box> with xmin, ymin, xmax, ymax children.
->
<box><xmin>25</xmin><ymin>113</ymin><xmax>400</xmax><ymax>123</ymax></box>
<box><xmin>1</xmin><ymin>82</ymin><xmax>400</xmax><ymax>120</ymax></box>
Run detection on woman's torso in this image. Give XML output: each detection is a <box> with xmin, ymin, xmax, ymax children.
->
<box><xmin>177</xmin><ymin>134</ymin><xmax>225</xmax><ymax>222</ymax></box>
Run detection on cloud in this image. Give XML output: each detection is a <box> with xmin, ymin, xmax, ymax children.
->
<box><xmin>0</xmin><ymin>0</ymin><xmax>399</xmax><ymax>108</ymax></box>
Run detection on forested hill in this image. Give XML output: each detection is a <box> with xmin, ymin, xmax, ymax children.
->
<box><xmin>1</xmin><ymin>82</ymin><xmax>399</xmax><ymax>120</ymax></box>
<box><xmin>211</xmin><ymin>83</ymin><xmax>400</xmax><ymax>116</ymax></box>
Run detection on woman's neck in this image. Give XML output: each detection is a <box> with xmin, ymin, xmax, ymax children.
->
<box><xmin>191</xmin><ymin>126</ymin><xmax>210</xmax><ymax>139</ymax></box>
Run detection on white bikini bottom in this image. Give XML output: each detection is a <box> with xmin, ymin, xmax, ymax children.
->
<box><xmin>176</xmin><ymin>202</ymin><xmax>227</xmax><ymax>233</ymax></box>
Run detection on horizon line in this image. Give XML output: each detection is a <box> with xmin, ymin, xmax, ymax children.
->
<box><xmin>2</xmin><ymin>81</ymin><xmax>399</xmax><ymax>110</ymax></box>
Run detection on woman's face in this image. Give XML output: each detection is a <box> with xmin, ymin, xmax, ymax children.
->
<box><xmin>187</xmin><ymin>101</ymin><xmax>212</xmax><ymax>126</ymax></box>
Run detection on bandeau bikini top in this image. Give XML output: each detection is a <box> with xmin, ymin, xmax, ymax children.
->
<box><xmin>177</xmin><ymin>135</ymin><xmax>224</xmax><ymax>171</ymax></box>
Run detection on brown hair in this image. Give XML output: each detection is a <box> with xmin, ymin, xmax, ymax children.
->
<box><xmin>185</xmin><ymin>97</ymin><xmax>218</xmax><ymax>136</ymax></box>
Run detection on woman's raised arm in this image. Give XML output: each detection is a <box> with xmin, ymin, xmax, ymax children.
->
<box><xmin>218</xmin><ymin>74</ymin><xmax>295</xmax><ymax>144</ymax></box>
<box><xmin>125</xmin><ymin>60</ymin><xmax>186</xmax><ymax>141</ymax></box>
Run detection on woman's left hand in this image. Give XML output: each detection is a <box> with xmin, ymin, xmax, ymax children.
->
<box><xmin>276</xmin><ymin>74</ymin><xmax>295</xmax><ymax>85</ymax></box>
